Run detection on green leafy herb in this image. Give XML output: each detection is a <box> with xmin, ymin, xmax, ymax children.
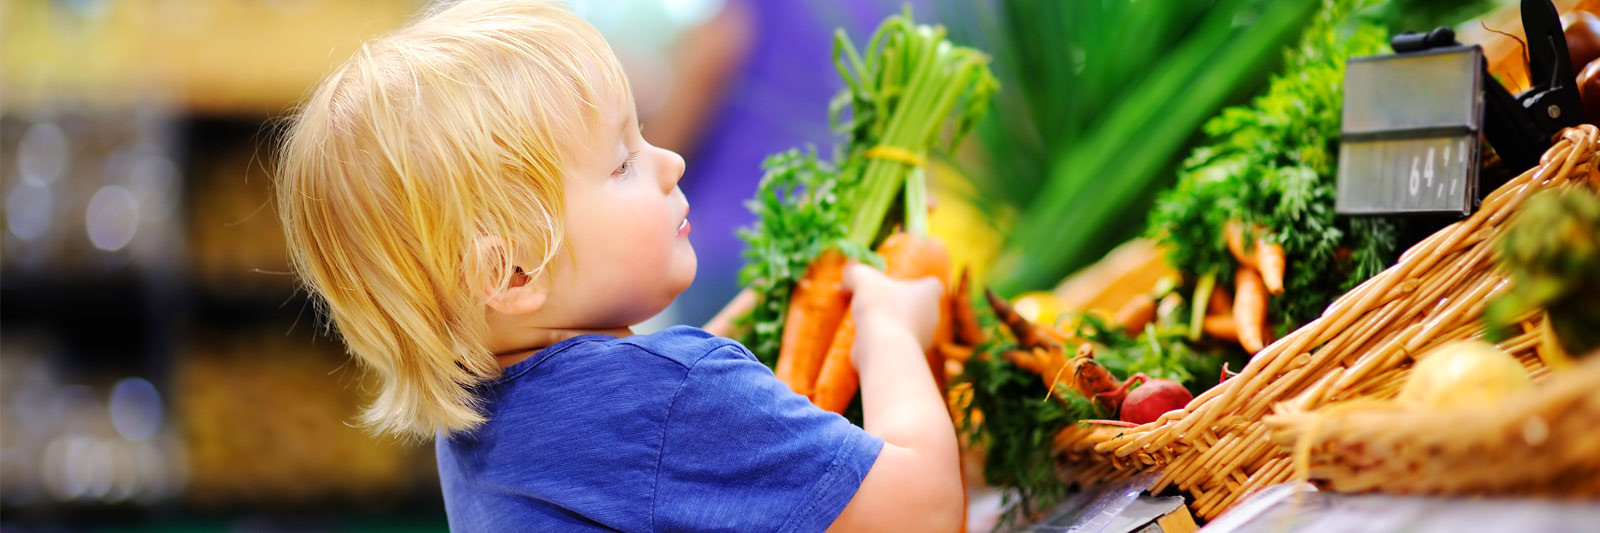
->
<box><xmin>959</xmin><ymin>323</ymin><xmax>1090</xmax><ymax>528</ymax></box>
<box><xmin>735</xmin><ymin>149</ymin><xmax>866</xmax><ymax>365</ymax></box>
<box><xmin>1148</xmin><ymin>0</ymin><xmax>1399</xmax><ymax>331</ymax></box>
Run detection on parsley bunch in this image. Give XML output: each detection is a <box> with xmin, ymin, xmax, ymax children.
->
<box><xmin>735</xmin><ymin>150</ymin><xmax>860</xmax><ymax>365</ymax></box>
<box><xmin>1149</xmin><ymin>0</ymin><xmax>1398</xmax><ymax>331</ymax></box>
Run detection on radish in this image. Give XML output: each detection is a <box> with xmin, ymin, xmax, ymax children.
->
<box><xmin>1119</xmin><ymin>378</ymin><xmax>1193</xmax><ymax>425</ymax></box>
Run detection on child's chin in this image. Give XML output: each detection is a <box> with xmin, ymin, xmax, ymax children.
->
<box><xmin>671</xmin><ymin>254</ymin><xmax>697</xmax><ymax>293</ymax></box>
<box><xmin>662</xmin><ymin>280</ymin><xmax>693</xmax><ymax>313</ymax></box>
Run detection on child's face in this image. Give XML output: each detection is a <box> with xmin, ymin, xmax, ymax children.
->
<box><xmin>533</xmin><ymin>92</ymin><xmax>696</xmax><ymax>328</ymax></box>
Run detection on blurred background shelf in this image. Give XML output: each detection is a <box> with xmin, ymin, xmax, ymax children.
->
<box><xmin>0</xmin><ymin>107</ymin><xmax>436</xmax><ymax>528</ymax></box>
<box><xmin>2</xmin><ymin>2</ymin><xmax>438</xmax><ymax>526</ymax></box>
<box><xmin>2</xmin><ymin>0</ymin><xmax>425</xmax><ymax>116</ymax></box>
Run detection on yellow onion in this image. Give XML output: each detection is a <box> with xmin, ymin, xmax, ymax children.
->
<box><xmin>1399</xmin><ymin>340</ymin><xmax>1531</xmax><ymax>408</ymax></box>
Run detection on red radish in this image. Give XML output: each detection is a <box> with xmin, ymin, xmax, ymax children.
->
<box><xmin>1119</xmin><ymin>378</ymin><xmax>1194</xmax><ymax>425</ymax></box>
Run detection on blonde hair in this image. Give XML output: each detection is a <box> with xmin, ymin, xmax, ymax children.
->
<box><xmin>276</xmin><ymin>0</ymin><xmax>628</xmax><ymax>438</ymax></box>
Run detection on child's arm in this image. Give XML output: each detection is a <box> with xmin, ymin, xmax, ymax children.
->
<box><xmin>829</xmin><ymin>264</ymin><xmax>963</xmax><ymax>532</ymax></box>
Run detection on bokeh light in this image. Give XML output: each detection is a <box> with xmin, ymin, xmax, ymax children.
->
<box><xmin>17</xmin><ymin>122</ymin><xmax>70</xmax><ymax>185</ymax></box>
<box><xmin>85</xmin><ymin>185</ymin><xmax>140</xmax><ymax>251</ymax></box>
<box><xmin>6</xmin><ymin>180</ymin><xmax>55</xmax><ymax>241</ymax></box>
<box><xmin>109</xmin><ymin>377</ymin><xmax>163</xmax><ymax>442</ymax></box>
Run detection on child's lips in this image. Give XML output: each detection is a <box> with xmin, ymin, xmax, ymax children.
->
<box><xmin>676</xmin><ymin>217</ymin><xmax>691</xmax><ymax>237</ymax></box>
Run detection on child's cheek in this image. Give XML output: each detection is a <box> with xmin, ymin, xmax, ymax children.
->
<box><xmin>616</xmin><ymin>202</ymin><xmax>669</xmax><ymax>260</ymax></box>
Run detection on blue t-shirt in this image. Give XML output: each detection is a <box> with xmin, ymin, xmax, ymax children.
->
<box><xmin>436</xmin><ymin>326</ymin><xmax>884</xmax><ymax>532</ymax></box>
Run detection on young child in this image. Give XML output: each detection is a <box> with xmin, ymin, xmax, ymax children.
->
<box><xmin>276</xmin><ymin>1</ymin><xmax>962</xmax><ymax>531</ymax></box>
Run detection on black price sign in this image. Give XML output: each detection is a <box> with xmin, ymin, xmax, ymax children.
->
<box><xmin>1336</xmin><ymin>45</ymin><xmax>1483</xmax><ymax>216</ymax></box>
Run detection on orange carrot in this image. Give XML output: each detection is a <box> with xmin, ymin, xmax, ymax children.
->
<box><xmin>985</xmin><ymin>288</ymin><xmax>1062</xmax><ymax>351</ymax></box>
<box><xmin>1202</xmin><ymin>314</ymin><xmax>1238</xmax><ymax>341</ymax></box>
<box><xmin>1000</xmin><ymin>349</ymin><xmax>1040</xmax><ymax>373</ymax></box>
<box><xmin>1225</xmin><ymin>220</ymin><xmax>1258</xmax><ymax>269</ymax></box>
<box><xmin>1208</xmin><ymin>283</ymin><xmax>1234</xmax><ymax>316</ymax></box>
<box><xmin>1005</xmin><ymin>346</ymin><xmax>1066</xmax><ymax>385</ymax></box>
<box><xmin>950</xmin><ymin>268</ymin><xmax>984</xmax><ymax>347</ymax></box>
<box><xmin>809</xmin><ymin>232</ymin><xmax>951</xmax><ymax>412</ymax></box>
<box><xmin>880</xmin><ymin>232</ymin><xmax>952</xmax><ymax>389</ymax></box>
<box><xmin>883</xmin><ymin>234</ymin><xmax>953</xmax><ymax>383</ymax></box>
<box><xmin>1068</xmin><ymin>344</ymin><xmax>1145</xmax><ymax>414</ymax></box>
<box><xmin>1227</xmin><ymin>220</ymin><xmax>1284</xmax><ymax>294</ymax></box>
<box><xmin>811</xmin><ymin>315</ymin><xmax>859</xmax><ymax>413</ymax></box>
<box><xmin>1114</xmin><ymin>294</ymin><xmax>1157</xmax><ymax>336</ymax></box>
<box><xmin>1233</xmin><ymin>267</ymin><xmax>1269</xmax><ymax>354</ymax></box>
<box><xmin>937</xmin><ymin>343</ymin><xmax>975</xmax><ymax>363</ymax></box>
<box><xmin>1256</xmin><ymin>237</ymin><xmax>1285</xmax><ymax>295</ymax></box>
<box><xmin>774</xmin><ymin>249</ymin><xmax>850</xmax><ymax>396</ymax></box>
<box><xmin>934</xmin><ymin>269</ymin><xmax>977</xmax><ymax>383</ymax></box>
<box><xmin>1068</xmin><ymin>344</ymin><xmax>1113</xmax><ymax>398</ymax></box>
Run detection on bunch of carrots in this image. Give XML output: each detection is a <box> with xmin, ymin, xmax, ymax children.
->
<box><xmin>749</xmin><ymin>10</ymin><xmax>996</xmax><ymax>413</ymax></box>
<box><xmin>1192</xmin><ymin>220</ymin><xmax>1285</xmax><ymax>354</ymax></box>
<box><xmin>777</xmin><ymin>174</ymin><xmax>966</xmax><ymax>412</ymax></box>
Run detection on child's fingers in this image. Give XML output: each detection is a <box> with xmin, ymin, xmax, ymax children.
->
<box><xmin>841</xmin><ymin>262</ymin><xmax>882</xmax><ymax>293</ymax></box>
<box><xmin>909</xmin><ymin>275</ymin><xmax>942</xmax><ymax>293</ymax></box>
<box><xmin>844</xmin><ymin>263</ymin><xmax>943</xmax><ymax>297</ymax></box>
<box><xmin>905</xmin><ymin>276</ymin><xmax>945</xmax><ymax>314</ymax></box>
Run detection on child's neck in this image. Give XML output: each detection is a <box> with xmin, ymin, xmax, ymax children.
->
<box><xmin>492</xmin><ymin>325</ymin><xmax>634</xmax><ymax>368</ymax></box>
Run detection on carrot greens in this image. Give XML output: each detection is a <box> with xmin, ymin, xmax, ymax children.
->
<box><xmin>738</xmin><ymin>9</ymin><xmax>995</xmax><ymax>365</ymax></box>
<box><xmin>1148</xmin><ymin>0</ymin><xmax>1398</xmax><ymax>332</ymax></box>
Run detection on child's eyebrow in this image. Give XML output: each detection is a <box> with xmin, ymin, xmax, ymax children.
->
<box><xmin>617</xmin><ymin>113</ymin><xmax>632</xmax><ymax>140</ymax></box>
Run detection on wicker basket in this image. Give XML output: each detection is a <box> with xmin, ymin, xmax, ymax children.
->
<box><xmin>1050</xmin><ymin>125</ymin><xmax>1600</xmax><ymax>520</ymax></box>
<box><xmin>1265</xmin><ymin>348</ymin><xmax>1600</xmax><ymax>497</ymax></box>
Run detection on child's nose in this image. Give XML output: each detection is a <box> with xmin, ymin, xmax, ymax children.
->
<box><xmin>658</xmin><ymin>147</ymin><xmax>686</xmax><ymax>192</ymax></box>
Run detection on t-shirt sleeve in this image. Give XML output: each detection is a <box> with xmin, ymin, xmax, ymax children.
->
<box><xmin>651</xmin><ymin>344</ymin><xmax>884</xmax><ymax>533</ymax></box>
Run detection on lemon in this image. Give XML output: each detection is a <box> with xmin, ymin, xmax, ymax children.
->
<box><xmin>1011</xmin><ymin>292</ymin><xmax>1062</xmax><ymax>326</ymax></box>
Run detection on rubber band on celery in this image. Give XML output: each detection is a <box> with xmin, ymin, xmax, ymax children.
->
<box><xmin>863</xmin><ymin>145</ymin><xmax>927</xmax><ymax>167</ymax></box>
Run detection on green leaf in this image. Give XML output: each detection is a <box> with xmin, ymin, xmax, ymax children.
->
<box><xmin>1148</xmin><ymin>0</ymin><xmax>1399</xmax><ymax>330</ymax></box>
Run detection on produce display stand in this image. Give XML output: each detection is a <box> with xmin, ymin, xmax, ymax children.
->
<box><xmin>1046</xmin><ymin>125</ymin><xmax>1599</xmax><ymax>520</ymax></box>
<box><xmin>1201</xmin><ymin>482</ymin><xmax>1600</xmax><ymax>533</ymax></box>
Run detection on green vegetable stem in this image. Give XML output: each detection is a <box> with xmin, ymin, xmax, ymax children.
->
<box><xmin>737</xmin><ymin>8</ymin><xmax>996</xmax><ymax>365</ymax></box>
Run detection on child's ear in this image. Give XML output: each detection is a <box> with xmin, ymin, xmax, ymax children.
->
<box><xmin>475</xmin><ymin>236</ymin><xmax>549</xmax><ymax>316</ymax></box>
<box><xmin>486</xmin><ymin>271</ymin><xmax>547</xmax><ymax>316</ymax></box>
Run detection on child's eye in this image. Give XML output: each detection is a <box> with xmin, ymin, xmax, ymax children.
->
<box><xmin>613</xmin><ymin>150</ymin><xmax>640</xmax><ymax>177</ymax></box>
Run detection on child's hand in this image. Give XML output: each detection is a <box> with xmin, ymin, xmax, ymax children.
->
<box><xmin>833</xmin><ymin>262</ymin><xmax>963</xmax><ymax>532</ymax></box>
<box><xmin>842</xmin><ymin>263</ymin><xmax>942</xmax><ymax>354</ymax></box>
